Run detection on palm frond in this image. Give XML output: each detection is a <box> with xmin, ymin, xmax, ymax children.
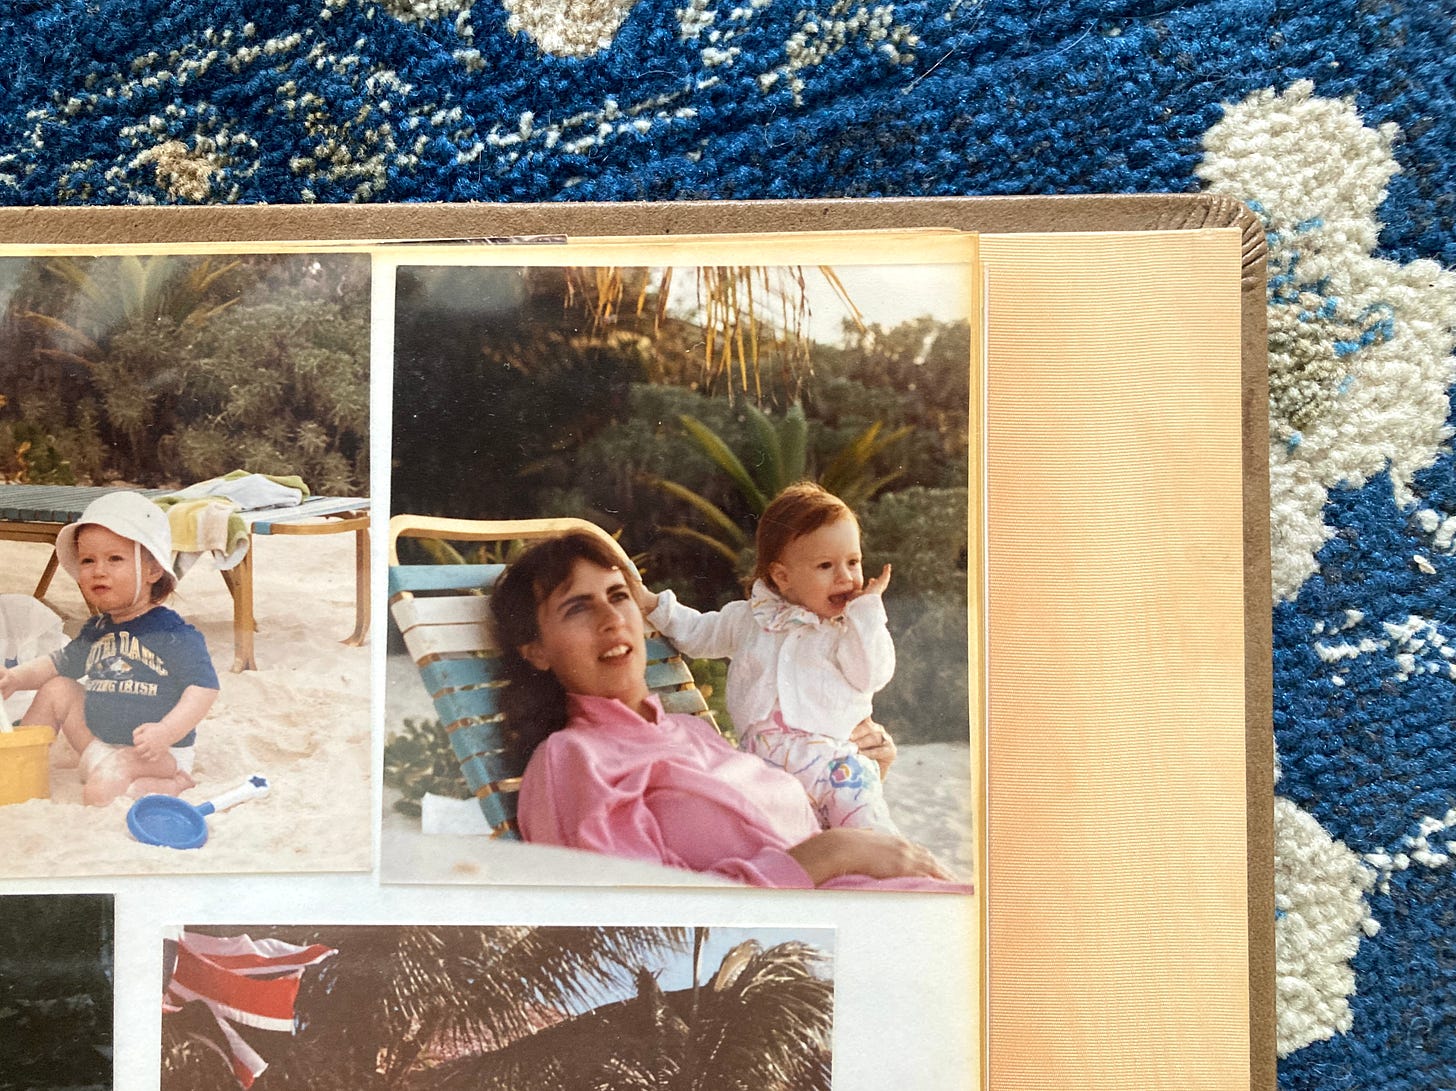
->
<box><xmin>778</xmin><ymin>403</ymin><xmax>808</xmax><ymax>486</ymax></box>
<box><xmin>181</xmin><ymin>297</ymin><xmax>240</xmax><ymax>328</ymax></box>
<box><xmin>818</xmin><ymin>422</ymin><xmax>912</xmax><ymax>498</ymax></box>
<box><xmin>743</xmin><ymin>403</ymin><xmax>783</xmax><ymax>499</ymax></box>
<box><xmin>415</xmin><ymin>537</ymin><xmax>468</xmax><ymax>565</ymax></box>
<box><xmin>816</xmin><ymin>265</ymin><xmax>866</xmax><ymax>334</ymax></box>
<box><xmin>686</xmin><ymin>942</ymin><xmax>833</xmax><ymax>1091</ymax></box>
<box><xmin>190</xmin><ymin>258</ymin><xmax>243</xmax><ymax>296</ymax></box>
<box><xmin>20</xmin><ymin>312</ymin><xmax>103</xmax><ymax>357</ymax></box>
<box><xmin>657</xmin><ymin>525</ymin><xmax>746</xmax><ymax>568</ymax></box>
<box><xmin>32</xmin><ymin>346</ymin><xmax>103</xmax><ymax>372</ymax></box>
<box><xmin>678</xmin><ymin>414</ymin><xmax>768</xmax><ymax>513</ymax></box>
<box><xmin>650</xmin><ymin>478</ymin><xmax>749</xmax><ymax>547</ymax></box>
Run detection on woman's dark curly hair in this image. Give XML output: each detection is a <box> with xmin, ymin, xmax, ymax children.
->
<box><xmin>490</xmin><ymin>531</ymin><xmax>630</xmax><ymax>767</ymax></box>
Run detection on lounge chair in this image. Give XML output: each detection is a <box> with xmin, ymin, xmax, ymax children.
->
<box><xmin>387</xmin><ymin>515</ymin><xmax>717</xmax><ymax>839</ymax></box>
<box><xmin>0</xmin><ymin>482</ymin><xmax>368</xmax><ymax>671</ymax></box>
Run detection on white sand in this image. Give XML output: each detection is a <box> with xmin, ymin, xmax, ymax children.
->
<box><xmin>0</xmin><ymin>534</ymin><xmax>371</xmax><ymax>877</ymax></box>
<box><xmin>382</xmin><ymin>652</ymin><xmax>976</xmax><ymax>885</ymax></box>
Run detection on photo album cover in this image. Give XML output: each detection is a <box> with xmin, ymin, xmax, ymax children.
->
<box><xmin>0</xmin><ymin>195</ymin><xmax>1269</xmax><ymax>1091</ymax></box>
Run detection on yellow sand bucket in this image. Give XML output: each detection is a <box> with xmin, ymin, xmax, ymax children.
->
<box><xmin>0</xmin><ymin>725</ymin><xmax>55</xmax><ymax>806</ymax></box>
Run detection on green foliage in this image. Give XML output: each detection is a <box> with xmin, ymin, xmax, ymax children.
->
<box><xmin>685</xmin><ymin>656</ymin><xmax>737</xmax><ymax>743</ymax></box>
<box><xmin>810</xmin><ymin>375</ymin><xmax>965</xmax><ymax>490</ymax></box>
<box><xmin>858</xmin><ymin>486</ymin><xmax>969</xmax><ymax>603</ymax></box>
<box><xmin>859</xmin><ymin>487</ymin><xmax>970</xmax><ymax>745</ymax></box>
<box><xmin>175</xmin><ymin>297</ymin><xmax>369</xmax><ymax>492</ymax></box>
<box><xmin>533</xmin><ymin>383</ymin><xmax>746</xmax><ymax>512</ymax></box>
<box><xmin>383</xmin><ymin>718</ymin><xmax>472</xmax><ymax>818</ymax></box>
<box><xmin>28</xmin><ymin>255</ymin><xmax>242</xmax><ymax>347</ymax></box>
<box><xmin>816</xmin><ymin>418</ymin><xmax>914</xmax><ymax>507</ymax></box>
<box><xmin>0</xmin><ymin>418</ymin><xmax>78</xmax><ymax>484</ymax></box>
<box><xmin>653</xmin><ymin>401</ymin><xmax>911</xmax><ymax>578</ymax></box>
<box><xmin>390</xmin><ymin>264</ymin><xmax>646</xmax><ymax>523</ymax></box>
<box><xmin>808</xmin><ymin>316</ymin><xmax>971</xmax><ymax>490</ymax></box>
<box><xmin>0</xmin><ymin>253</ymin><xmax>369</xmax><ymax>491</ymax></box>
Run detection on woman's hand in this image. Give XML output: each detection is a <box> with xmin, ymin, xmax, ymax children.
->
<box><xmin>787</xmin><ymin>828</ymin><xmax>950</xmax><ymax>886</ymax></box>
<box><xmin>850</xmin><ymin>717</ymin><xmax>896</xmax><ymax>779</ymax></box>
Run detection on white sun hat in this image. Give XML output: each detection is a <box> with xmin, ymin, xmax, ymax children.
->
<box><xmin>55</xmin><ymin>491</ymin><xmax>174</xmax><ymax>589</ymax></box>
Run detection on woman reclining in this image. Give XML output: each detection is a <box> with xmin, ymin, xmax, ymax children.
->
<box><xmin>490</xmin><ymin>531</ymin><xmax>969</xmax><ymax>892</ymax></box>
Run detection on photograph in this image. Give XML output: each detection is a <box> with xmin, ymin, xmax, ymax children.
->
<box><xmin>0</xmin><ymin>893</ymin><xmax>113</xmax><ymax>1091</ymax></box>
<box><xmin>0</xmin><ymin>251</ymin><xmax>372</xmax><ymax>876</ymax></box>
<box><xmin>160</xmin><ymin>924</ymin><xmax>834</xmax><ymax>1091</ymax></box>
<box><xmin>382</xmin><ymin>245</ymin><xmax>979</xmax><ymax>891</ymax></box>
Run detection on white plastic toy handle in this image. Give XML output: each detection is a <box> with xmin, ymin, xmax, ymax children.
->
<box><xmin>197</xmin><ymin>774</ymin><xmax>270</xmax><ymax>817</ymax></box>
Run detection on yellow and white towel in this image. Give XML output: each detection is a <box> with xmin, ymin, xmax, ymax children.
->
<box><xmin>155</xmin><ymin>471</ymin><xmax>311</xmax><ymax>576</ymax></box>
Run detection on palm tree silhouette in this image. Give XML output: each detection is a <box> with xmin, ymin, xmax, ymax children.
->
<box><xmin>412</xmin><ymin>936</ymin><xmax>832</xmax><ymax>1091</ymax></box>
<box><xmin>161</xmin><ymin>926</ymin><xmax>832</xmax><ymax>1091</ymax></box>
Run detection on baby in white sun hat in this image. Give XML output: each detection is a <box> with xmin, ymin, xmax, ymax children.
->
<box><xmin>0</xmin><ymin>492</ymin><xmax>219</xmax><ymax>806</ymax></box>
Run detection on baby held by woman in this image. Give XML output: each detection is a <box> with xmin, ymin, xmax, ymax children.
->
<box><xmin>634</xmin><ymin>482</ymin><xmax>902</xmax><ymax>835</ymax></box>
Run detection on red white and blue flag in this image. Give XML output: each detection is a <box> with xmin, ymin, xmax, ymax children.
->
<box><xmin>162</xmin><ymin>930</ymin><xmax>336</xmax><ymax>1089</ymax></box>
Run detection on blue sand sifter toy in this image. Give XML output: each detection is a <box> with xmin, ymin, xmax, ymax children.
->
<box><xmin>126</xmin><ymin>774</ymin><xmax>270</xmax><ymax>849</ymax></box>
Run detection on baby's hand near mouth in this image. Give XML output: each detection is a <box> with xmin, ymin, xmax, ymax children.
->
<box><xmin>852</xmin><ymin>564</ymin><xmax>892</xmax><ymax>601</ymax></box>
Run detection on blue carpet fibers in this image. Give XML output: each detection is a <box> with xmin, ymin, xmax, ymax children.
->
<box><xmin>1</xmin><ymin>1</ymin><xmax>1453</xmax><ymax>1086</ymax></box>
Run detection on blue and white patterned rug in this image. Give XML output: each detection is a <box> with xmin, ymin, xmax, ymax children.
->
<box><xmin>2</xmin><ymin>2</ymin><xmax>1453</xmax><ymax>1086</ymax></box>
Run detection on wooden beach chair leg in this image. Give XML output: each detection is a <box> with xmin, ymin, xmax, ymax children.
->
<box><xmin>220</xmin><ymin>544</ymin><xmax>258</xmax><ymax>672</ymax></box>
<box><xmin>343</xmin><ymin>524</ymin><xmax>370</xmax><ymax>647</ymax></box>
<box><xmin>33</xmin><ymin>550</ymin><xmax>59</xmax><ymax>599</ymax></box>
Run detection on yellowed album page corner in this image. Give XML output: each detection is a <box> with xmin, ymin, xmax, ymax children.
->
<box><xmin>983</xmin><ymin>229</ymin><xmax>1249</xmax><ymax>1090</ymax></box>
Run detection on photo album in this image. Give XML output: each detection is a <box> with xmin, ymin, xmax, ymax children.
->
<box><xmin>0</xmin><ymin>195</ymin><xmax>1271</xmax><ymax>1091</ymax></box>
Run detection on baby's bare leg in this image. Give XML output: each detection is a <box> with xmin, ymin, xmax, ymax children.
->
<box><xmin>128</xmin><ymin>767</ymin><xmax>196</xmax><ymax>799</ymax></box>
<box><xmin>21</xmin><ymin>677</ymin><xmax>89</xmax><ymax>763</ymax></box>
<box><xmin>82</xmin><ymin>748</ymin><xmax>193</xmax><ymax>807</ymax></box>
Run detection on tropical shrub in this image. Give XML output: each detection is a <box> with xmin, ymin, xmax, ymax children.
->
<box><xmin>858</xmin><ymin>486</ymin><xmax>969</xmax><ymax>604</ymax></box>
<box><xmin>648</xmin><ymin>400</ymin><xmax>912</xmax><ymax>582</ymax></box>
<box><xmin>383</xmin><ymin>718</ymin><xmax>471</xmax><ymax>818</ymax></box>
<box><xmin>809</xmin><ymin>374</ymin><xmax>966</xmax><ymax>490</ymax></box>
<box><xmin>175</xmin><ymin>298</ymin><xmax>370</xmax><ymax>493</ymax></box>
<box><xmin>0</xmin><ymin>253</ymin><xmax>369</xmax><ymax>491</ymax></box>
<box><xmin>859</xmin><ymin>487</ymin><xmax>971</xmax><ymax>745</ymax></box>
<box><xmin>0</xmin><ymin>417</ymin><xmax>83</xmax><ymax>483</ymax></box>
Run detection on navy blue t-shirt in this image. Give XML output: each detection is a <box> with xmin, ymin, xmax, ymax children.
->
<box><xmin>51</xmin><ymin>607</ymin><xmax>219</xmax><ymax>747</ymax></box>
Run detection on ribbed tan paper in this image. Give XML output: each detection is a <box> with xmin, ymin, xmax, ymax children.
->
<box><xmin>983</xmin><ymin>230</ymin><xmax>1250</xmax><ymax>1089</ymax></box>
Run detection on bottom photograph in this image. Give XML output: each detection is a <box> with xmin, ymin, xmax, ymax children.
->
<box><xmin>159</xmin><ymin>925</ymin><xmax>835</xmax><ymax>1091</ymax></box>
<box><xmin>0</xmin><ymin>892</ymin><xmax>114</xmax><ymax>1091</ymax></box>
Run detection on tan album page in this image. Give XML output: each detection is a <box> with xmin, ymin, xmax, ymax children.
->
<box><xmin>983</xmin><ymin>229</ymin><xmax>1250</xmax><ymax>1090</ymax></box>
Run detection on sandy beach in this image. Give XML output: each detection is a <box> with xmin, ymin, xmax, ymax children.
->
<box><xmin>0</xmin><ymin>533</ymin><xmax>372</xmax><ymax>877</ymax></box>
<box><xmin>382</xmin><ymin>652</ymin><xmax>976</xmax><ymax>885</ymax></box>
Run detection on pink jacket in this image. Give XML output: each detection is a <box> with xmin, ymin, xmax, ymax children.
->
<box><xmin>518</xmin><ymin>693</ymin><xmax>968</xmax><ymax>893</ymax></box>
